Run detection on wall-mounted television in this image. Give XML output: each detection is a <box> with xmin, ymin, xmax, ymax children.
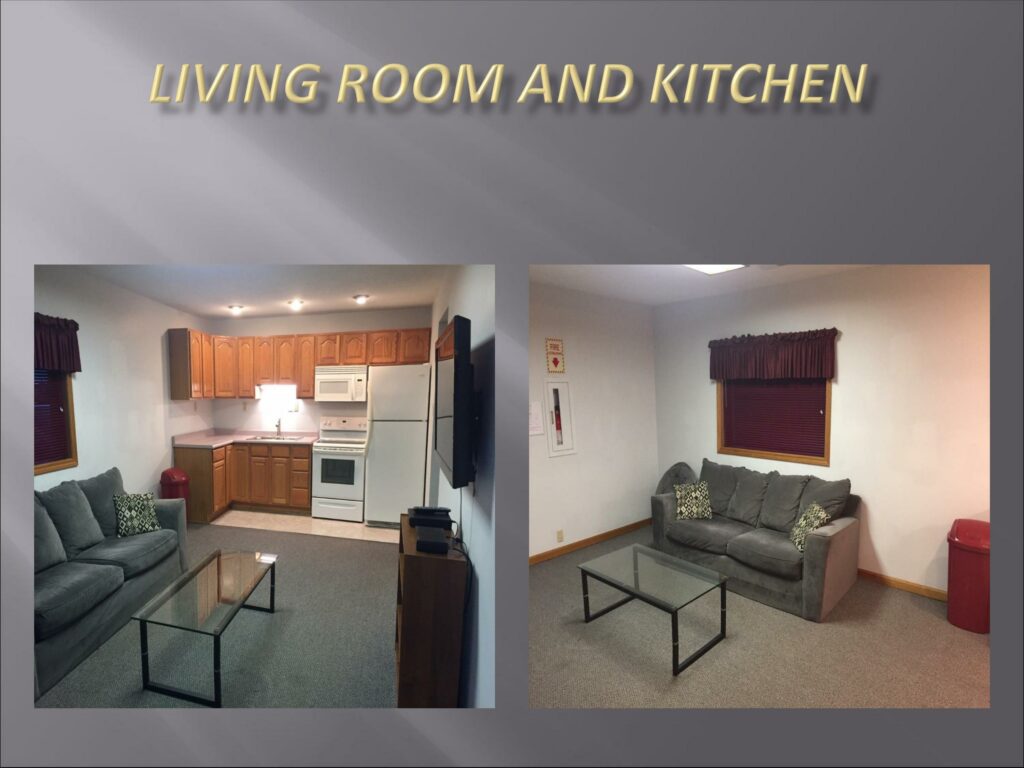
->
<box><xmin>434</xmin><ymin>315</ymin><xmax>475</xmax><ymax>489</ymax></box>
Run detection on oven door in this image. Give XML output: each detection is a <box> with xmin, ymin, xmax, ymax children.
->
<box><xmin>312</xmin><ymin>449</ymin><xmax>365</xmax><ymax>501</ymax></box>
<box><xmin>315</xmin><ymin>374</ymin><xmax>355</xmax><ymax>402</ymax></box>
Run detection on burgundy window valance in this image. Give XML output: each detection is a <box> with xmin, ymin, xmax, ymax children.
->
<box><xmin>709</xmin><ymin>328</ymin><xmax>837</xmax><ymax>380</ymax></box>
<box><xmin>35</xmin><ymin>312</ymin><xmax>82</xmax><ymax>373</ymax></box>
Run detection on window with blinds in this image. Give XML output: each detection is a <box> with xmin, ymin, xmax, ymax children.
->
<box><xmin>35</xmin><ymin>369</ymin><xmax>78</xmax><ymax>473</ymax></box>
<box><xmin>718</xmin><ymin>378</ymin><xmax>830</xmax><ymax>466</ymax></box>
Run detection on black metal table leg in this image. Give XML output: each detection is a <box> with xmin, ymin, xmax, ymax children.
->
<box><xmin>581</xmin><ymin>570</ymin><xmax>591</xmax><ymax>621</ymax></box>
<box><xmin>213</xmin><ymin>635</ymin><xmax>222</xmax><ymax>708</ymax></box>
<box><xmin>672</xmin><ymin>585</ymin><xmax>727</xmax><ymax>676</ymax></box>
<box><xmin>721</xmin><ymin>581</ymin><xmax>727</xmax><ymax>637</ymax></box>
<box><xmin>270</xmin><ymin>561</ymin><xmax>276</xmax><ymax>613</ymax></box>
<box><xmin>671</xmin><ymin>610</ymin><xmax>679</xmax><ymax>674</ymax></box>
<box><xmin>139</xmin><ymin>621</ymin><xmax>150</xmax><ymax>688</ymax></box>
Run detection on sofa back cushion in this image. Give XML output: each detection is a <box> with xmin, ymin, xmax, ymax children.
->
<box><xmin>758</xmin><ymin>473</ymin><xmax>811</xmax><ymax>533</ymax></box>
<box><xmin>34</xmin><ymin>497</ymin><xmax>67</xmax><ymax>573</ymax></box>
<box><xmin>34</xmin><ymin>482</ymin><xmax>105</xmax><ymax>558</ymax></box>
<box><xmin>723</xmin><ymin>468</ymin><xmax>776</xmax><ymax>526</ymax></box>
<box><xmin>699</xmin><ymin>459</ymin><xmax>740</xmax><ymax>516</ymax></box>
<box><xmin>77</xmin><ymin>467</ymin><xmax>125</xmax><ymax>538</ymax></box>
<box><xmin>800</xmin><ymin>477</ymin><xmax>852</xmax><ymax>520</ymax></box>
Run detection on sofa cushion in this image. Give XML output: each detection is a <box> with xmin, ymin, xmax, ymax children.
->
<box><xmin>727</xmin><ymin>528</ymin><xmax>804</xmax><ymax>580</ymax></box>
<box><xmin>34</xmin><ymin>497</ymin><xmax>67</xmax><ymax>573</ymax></box>
<box><xmin>77</xmin><ymin>467</ymin><xmax>125</xmax><ymax>538</ymax></box>
<box><xmin>35</xmin><ymin>482</ymin><xmax>105</xmax><ymax>558</ymax></box>
<box><xmin>758</xmin><ymin>473</ymin><xmax>811</xmax><ymax>533</ymax></box>
<box><xmin>800</xmin><ymin>477</ymin><xmax>852</xmax><ymax>520</ymax></box>
<box><xmin>34</xmin><ymin>561</ymin><xmax>123</xmax><ymax>640</ymax></box>
<box><xmin>674</xmin><ymin>481</ymin><xmax>712</xmax><ymax>520</ymax></box>
<box><xmin>723</xmin><ymin>468</ymin><xmax>776</xmax><ymax>526</ymax></box>
<box><xmin>74</xmin><ymin>529</ymin><xmax>178</xmax><ymax>578</ymax></box>
<box><xmin>790</xmin><ymin>502</ymin><xmax>831</xmax><ymax>552</ymax></box>
<box><xmin>699</xmin><ymin>459</ymin><xmax>740</xmax><ymax>516</ymax></box>
<box><xmin>666</xmin><ymin>514</ymin><xmax>753</xmax><ymax>555</ymax></box>
<box><xmin>114</xmin><ymin>492</ymin><xmax>161</xmax><ymax>537</ymax></box>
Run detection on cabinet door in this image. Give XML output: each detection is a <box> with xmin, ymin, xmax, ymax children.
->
<box><xmin>289</xmin><ymin>446</ymin><xmax>310</xmax><ymax>507</ymax></box>
<box><xmin>296</xmin><ymin>334</ymin><xmax>316</xmax><ymax>398</ymax></box>
<box><xmin>254</xmin><ymin>337</ymin><xmax>275</xmax><ymax>385</ymax></box>
<box><xmin>202</xmin><ymin>332</ymin><xmax>215</xmax><ymax>398</ymax></box>
<box><xmin>188</xmin><ymin>330</ymin><xmax>204</xmax><ymax>399</ymax></box>
<box><xmin>250</xmin><ymin>455</ymin><xmax>270</xmax><ymax>504</ymax></box>
<box><xmin>315</xmin><ymin>334</ymin><xmax>340</xmax><ymax>365</ymax></box>
<box><xmin>367</xmin><ymin>331</ymin><xmax>398</xmax><ymax>365</ymax></box>
<box><xmin>274</xmin><ymin>336</ymin><xmax>297</xmax><ymax>384</ymax></box>
<box><xmin>270</xmin><ymin>456</ymin><xmax>290</xmax><ymax>505</ymax></box>
<box><xmin>236</xmin><ymin>336</ymin><xmax>255</xmax><ymax>398</ymax></box>
<box><xmin>231</xmin><ymin>445</ymin><xmax>250</xmax><ymax>503</ymax></box>
<box><xmin>212</xmin><ymin>458</ymin><xmax>227</xmax><ymax>514</ymax></box>
<box><xmin>213</xmin><ymin>336</ymin><xmax>237</xmax><ymax>398</ymax></box>
<box><xmin>341</xmin><ymin>332</ymin><xmax>367</xmax><ymax>364</ymax></box>
<box><xmin>397</xmin><ymin>328</ymin><xmax>431</xmax><ymax>364</ymax></box>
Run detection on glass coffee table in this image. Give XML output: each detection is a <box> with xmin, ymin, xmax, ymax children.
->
<box><xmin>132</xmin><ymin>549</ymin><xmax>278</xmax><ymax>707</ymax></box>
<box><xmin>578</xmin><ymin>544</ymin><xmax>726</xmax><ymax>676</ymax></box>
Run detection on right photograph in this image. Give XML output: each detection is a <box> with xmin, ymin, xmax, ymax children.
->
<box><xmin>528</xmin><ymin>264</ymin><xmax>990</xmax><ymax>709</ymax></box>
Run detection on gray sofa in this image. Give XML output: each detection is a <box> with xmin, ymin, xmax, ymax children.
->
<box><xmin>34</xmin><ymin>467</ymin><xmax>188</xmax><ymax>698</ymax></box>
<box><xmin>651</xmin><ymin>459</ymin><xmax>860</xmax><ymax>621</ymax></box>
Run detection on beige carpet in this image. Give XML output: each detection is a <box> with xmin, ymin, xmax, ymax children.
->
<box><xmin>529</xmin><ymin>528</ymin><xmax>990</xmax><ymax>708</ymax></box>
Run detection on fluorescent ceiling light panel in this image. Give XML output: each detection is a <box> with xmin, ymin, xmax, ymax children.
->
<box><xmin>683</xmin><ymin>264</ymin><xmax>746</xmax><ymax>275</ymax></box>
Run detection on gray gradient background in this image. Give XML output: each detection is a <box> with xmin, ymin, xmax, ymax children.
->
<box><xmin>2</xmin><ymin>1</ymin><xmax>1021</xmax><ymax>765</ymax></box>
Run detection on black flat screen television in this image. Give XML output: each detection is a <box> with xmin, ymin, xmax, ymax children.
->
<box><xmin>434</xmin><ymin>315</ymin><xmax>474</xmax><ymax>489</ymax></box>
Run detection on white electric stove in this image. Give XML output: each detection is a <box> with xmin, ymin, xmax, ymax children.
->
<box><xmin>311</xmin><ymin>416</ymin><xmax>368</xmax><ymax>522</ymax></box>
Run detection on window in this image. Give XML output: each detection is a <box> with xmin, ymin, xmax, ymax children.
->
<box><xmin>34</xmin><ymin>368</ymin><xmax>78</xmax><ymax>474</ymax></box>
<box><xmin>717</xmin><ymin>378</ymin><xmax>830</xmax><ymax>466</ymax></box>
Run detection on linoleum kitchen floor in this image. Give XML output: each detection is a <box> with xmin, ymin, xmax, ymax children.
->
<box><xmin>37</xmin><ymin>524</ymin><xmax>398</xmax><ymax>708</ymax></box>
<box><xmin>529</xmin><ymin>528</ymin><xmax>990</xmax><ymax>709</ymax></box>
<box><xmin>211</xmin><ymin>509</ymin><xmax>399</xmax><ymax>544</ymax></box>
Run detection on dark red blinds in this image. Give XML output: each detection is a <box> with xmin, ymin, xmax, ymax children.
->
<box><xmin>35</xmin><ymin>313</ymin><xmax>82</xmax><ymax>373</ymax></box>
<box><xmin>722</xmin><ymin>378</ymin><xmax>827</xmax><ymax>457</ymax></box>
<box><xmin>35</xmin><ymin>369</ymin><xmax>71</xmax><ymax>465</ymax></box>
<box><xmin>709</xmin><ymin>328</ymin><xmax>837</xmax><ymax>381</ymax></box>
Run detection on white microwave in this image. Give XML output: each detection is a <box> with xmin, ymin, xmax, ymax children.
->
<box><xmin>314</xmin><ymin>365</ymin><xmax>368</xmax><ymax>402</ymax></box>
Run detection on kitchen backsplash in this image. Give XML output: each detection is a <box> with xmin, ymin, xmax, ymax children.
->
<box><xmin>210</xmin><ymin>398</ymin><xmax>367</xmax><ymax>433</ymax></box>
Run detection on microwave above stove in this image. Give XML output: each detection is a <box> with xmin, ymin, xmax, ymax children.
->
<box><xmin>314</xmin><ymin>365</ymin><xmax>367</xmax><ymax>402</ymax></box>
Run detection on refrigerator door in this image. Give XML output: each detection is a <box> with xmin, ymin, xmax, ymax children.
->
<box><xmin>369</xmin><ymin>364</ymin><xmax>430</xmax><ymax>421</ymax></box>
<box><xmin>364</xmin><ymin>420</ymin><xmax>427</xmax><ymax>525</ymax></box>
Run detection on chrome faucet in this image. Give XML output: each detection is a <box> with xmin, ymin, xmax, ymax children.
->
<box><xmin>275</xmin><ymin>418</ymin><xmax>282</xmax><ymax>437</ymax></box>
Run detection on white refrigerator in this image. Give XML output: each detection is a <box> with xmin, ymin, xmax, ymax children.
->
<box><xmin>364</xmin><ymin>363</ymin><xmax>430</xmax><ymax>526</ymax></box>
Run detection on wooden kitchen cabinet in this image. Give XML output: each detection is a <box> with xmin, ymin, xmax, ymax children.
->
<box><xmin>254</xmin><ymin>337</ymin><xmax>275</xmax><ymax>385</ymax></box>
<box><xmin>274</xmin><ymin>335</ymin><xmax>297</xmax><ymax>385</ymax></box>
<box><xmin>315</xmin><ymin>334</ymin><xmax>340</xmax><ymax>365</ymax></box>
<box><xmin>296</xmin><ymin>334</ymin><xmax>316</xmax><ymax>398</ymax></box>
<box><xmin>212</xmin><ymin>447</ymin><xmax>228</xmax><ymax>514</ymax></box>
<box><xmin>397</xmin><ymin>328</ymin><xmax>431</xmax><ymax>364</ymax></box>
<box><xmin>270</xmin><ymin>447</ymin><xmax>290</xmax><ymax>506</ymax></box>
<box><xmin>202</xmin><ymin>332</ymin><xmax>215</xmax><ymax>398</ymax></box>
<box><xmin>289</xmin><ymin>445</ymin><xmax>311</xmax><ymax>507</ymax></box>
<box><xmin>249</xmin><ymin>446</ymin><xmax>270</xmax><ymax>504</ymax></box>
<box><xmin>367</xmin><ymin>331</ymin><xmax>398</xmax><ymax>365</ymax></box>
<box><xmin>341</xmin><ymin>332</ymin><xmax>368</xmax><ymax>364</ymax></box>
<box><xmin>230</xmin><ymin>444</ymin><xmax>250</xmax><ymax>503</ymax></box>
<box><xmin>213</xmin><ymin>336</ymin><xmax>237</xmax><ymax>398</ymax></box>
<box><xmin>168</xmin><ymin>328</ymin><xmax>207</xmax><ymax>400</ymax></box>
<box><xmin>236</xmin><ymin>336</ymin><xmax>255</xmax><ymax>398</ymax></box>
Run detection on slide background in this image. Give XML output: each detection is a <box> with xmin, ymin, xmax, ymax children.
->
<box><xmin>2</xmin><ymin>1</ymin><xmax>1021</xmax><ymax>765</ymax></box>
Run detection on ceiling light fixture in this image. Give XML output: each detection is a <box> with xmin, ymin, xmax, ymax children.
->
<box><xmin>227</xmin><ymin>305</ymin><xmax>245</xmax><ymax>316</ymax></box>
<box><xmin>353</xmin><ymin>294</ymin><xmax>370</xmax><ymax>305</ymax></box>
<box><xmin>287</xmin><ymin>299</ymin><xmax>304</xmax><ymax>311</ymax></box>
<box><xmin>683</xmin><ymin>264</ymin><xmax>747</xmax><ymax>275</ymax></box>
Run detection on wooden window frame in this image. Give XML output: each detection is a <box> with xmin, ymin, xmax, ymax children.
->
<box><xmin>715</xmin><ymin>379</ymin><xmax>831</xmax><ymax>467</ymax></box>
<box><xmin>34</xmin><ymin>372</ymin><xmax>79</xmax><ymax>475</ymax></box>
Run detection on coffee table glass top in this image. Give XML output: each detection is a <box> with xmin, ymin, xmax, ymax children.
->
<box><xmin>133</xmin><ymin>550</ymin><xmax>277</xmax><ymax>636</ymax></box>
<box><xmin>579</xmin><ymin>544</ymin><xmax>725</xmax><ymax>612</ymax></box>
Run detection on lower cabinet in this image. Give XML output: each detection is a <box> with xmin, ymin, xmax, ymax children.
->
<box><xmin>270</xmin><ymin>448</ymin><xmax>290</xmax><ymax>506</ymax></box>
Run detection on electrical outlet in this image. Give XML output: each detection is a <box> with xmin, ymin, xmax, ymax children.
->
<box><xmin>556</xmin><ymin>529</ymin><xmax>564</xmax><ymax>543</ymax></box>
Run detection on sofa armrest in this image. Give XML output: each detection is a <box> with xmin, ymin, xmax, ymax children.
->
<box><xmin>154</xmin><ymin>498</ymin><xmax>188</xmax><ymax>572</ymax></box>
<box><xmin>651</xmin><ymin>493</ymin><xmax>676</xmax><ymax>550</ymax></box>
<box><xmin>802</xmin><ymin>516</ymin><xmax>860</xmax><ymax>621</ymax></box>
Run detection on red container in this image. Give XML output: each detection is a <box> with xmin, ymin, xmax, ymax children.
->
<box><xmin>159</xmin><ymin>467</ymin><xmax>190</xmax><ymax>517</ymax></box>
<box><xmin>946</xmin><ymin>519</ymin><xmax>990</xmax><ymax>633</ymax></box>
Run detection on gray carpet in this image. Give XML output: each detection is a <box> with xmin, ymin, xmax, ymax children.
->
<box><xmin>37</xmin><ymin>523</ymin><xmax>398</xmax><ymax>708</ymax></box>
<box><xmin>529</xmin><ymin>528</ymin><xmax>990</xmax><ymax>708</ymax></box>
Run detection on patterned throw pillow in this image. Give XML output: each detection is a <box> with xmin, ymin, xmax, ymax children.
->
<box><xmin>674</xmin><ymin>481</ymin><xmax>712</xmax><ymax>520</ymax></box>
<box><xmin>790</xmin><ymin>502</ymin><xmax>831</xmax><ymax>552</ymax></box>
<box><xmin>114</xmin><ymin>493</ymin><xmax>161</xmax><ymax>537</ymax></box>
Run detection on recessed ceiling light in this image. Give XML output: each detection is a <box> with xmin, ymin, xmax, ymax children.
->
<box><xmin>227</xmin><ymin>305</ymin><xmax>244</xmax><ymax>316</ymax></box>
<box><xmin>287</xmin><ymin>299</ymin><xmax>304</xmax><ymax>311</ymax></box>
<box><xmin>683</xmin><ymin>264</ymin><xmax>746</xmax><ymax>275</ymax></box>
<box><xmin>353</xmin><ymin>294</ymin><xmax>370</xmax><ymax>305</ymax></box>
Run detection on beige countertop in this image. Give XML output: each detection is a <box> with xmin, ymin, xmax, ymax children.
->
<box><xmin>172</xmin><ymin>429</ymin><xmax>319</xmax><ymax>449</ymax></box>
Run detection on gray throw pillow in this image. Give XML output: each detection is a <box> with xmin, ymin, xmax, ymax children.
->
<box><xmin>35</xmin><ymin>482</ymin><xmax>105</xmax><ymax>558</ymax></box>
<box><xmin>114</xmin><ymin>493</ymin><xmax>161</xmax><ymax>537</ymax></box>
<box><xmin>699</xmin><ymin>459</ymin><xmax>739</xmax><ymax>516</ymax></box>
<box><xmin>77</xmin><ymin>467</ymin><xmax>125</xmax><ymax>537</ymax></box>
<box><xmin>758</xmin><ymin>473</ymin><xmax>811</xmax><ymax>533</ymax></box>
<box><xmin>723</xmin><ymin>468</ymin><xmax>776</xmax><ymax>526</ymax></box>
<box><xmin>800</xmin><ymin>477</ymin><xmax>852</xmax><ymax>520</ymax></box>
<box><xmin>34</xmin><ymin>496</ymin><xmax>67</xmax><ymax>572</ymax></box>
<box><xmin>790</xmin><ymin>502</ymin><xmax>831</xmax><ymax>552</ymax></box>
<box><xmin>674</xmin><ymin>481</ymin><xmax>712</xmax><ymax>520</ymax></box>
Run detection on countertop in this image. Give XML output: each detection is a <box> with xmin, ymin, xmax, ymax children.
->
<box><xmin>172</xmin><ymin>429</ymin><xmax>319</xmax><ymax>449</ymax></box>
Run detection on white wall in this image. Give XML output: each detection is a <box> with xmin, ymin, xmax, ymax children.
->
<box><xmin>34</xmin><ymin>267</ymin><xmax>214</xmax><ymax>494</ymax></box>
<box><xmin>528</xmin><ymin>282</ymin><xmax>661</xmax><ymax>557</ymax></box>
<box><xmin>653</xmin><ymin>265</ymin><xmax>990</xmax><ymax>591</ymax></box>
<box><xmin>427</xmin><ymin>265</ymin><xmax>495</xmax><ymax>708</ymax></box>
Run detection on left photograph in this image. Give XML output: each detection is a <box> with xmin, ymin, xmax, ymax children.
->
<box><xmin>32</xmin><ymin>264</ymin><xmax>495</xmax><ymax>708</ymax></box>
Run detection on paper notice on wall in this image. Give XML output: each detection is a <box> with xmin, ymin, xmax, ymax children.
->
<box><xmin>529</xmin><ymin>400</ymin><xmax>545</xmax><ymax>435</ymax></box>
<box><xmin>545</xmin><ymin>337</ymin><xmax>566</xmax><ymax>373</ymax></box>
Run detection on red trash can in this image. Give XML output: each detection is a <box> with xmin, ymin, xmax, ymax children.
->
<box><xmin>946</xmin><ymin>519</ymin><xmax>990</xmax><ymax>633</ymax></box>
<box><xmin>160</xmin><ymin>467</ymin><xmax>190</xmax><ymax>517</ymax></box>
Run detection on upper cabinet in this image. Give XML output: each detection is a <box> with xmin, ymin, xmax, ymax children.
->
<box><xmin>367</xmin><ymin>331</ymin><xmax>398</xmax><ymax>365</ymax></box>
<box><xmin>341</xmin><ymin>332</ymin><xmax>367</xmax><ymax>364</ymax></box>
<box><xmin>254</xmin><ymin>336</ymin><xmax>275</xmax><ymax>385</ymax></box>
<box><xmin>296</xmin><ymin>334</ymin><xmax>316</xmax><ymax>398</ymax></box>
<box><xmin>201</xmin><ymin>332</ymin><xmax>215</xmax><ymax>398</ymax></box>
<box><xmin>274</xmin><ymin>335</ymin><xmax>297</xmax><ymax>384</ymax></box>
<box><xmin>236</xmin><ymin>336</ymin><xmax>255</xmax><ymax>398</ymax></box>
<box><xmin>213</xmin><ymin>336</ymin><xmax>237</xmax><ymax>398</ymax></box>
<box><xmin>397</xmin><ymin>328</ymin><xmax>431</xmax><ymax>364</ymax></box>
<box><xmin>169</xmin><ymin>328</ymin><xmax>207</xmax><ymax>400</ymax></box>
<box><xmin>315</xmin><ymin>334</ymin><xmax>340</xmax><ymax>365</ymax></box>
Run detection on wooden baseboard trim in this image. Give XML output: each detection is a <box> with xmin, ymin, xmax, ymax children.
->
<box><xmin>529</xmin><ymin>519</ymin><xmax>652</xmax><ymax>565</ymax></box>
<box><xmin>858</xmin><ymin>568</ymin><xmax>947</xmax><ymax>602</ymax></box>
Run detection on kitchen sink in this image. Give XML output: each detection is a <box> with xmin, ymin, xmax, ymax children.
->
<box><xmin>246</xmin><ymin>436</ymin><xmax>304</xmax><ymax>441</ymax></box>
